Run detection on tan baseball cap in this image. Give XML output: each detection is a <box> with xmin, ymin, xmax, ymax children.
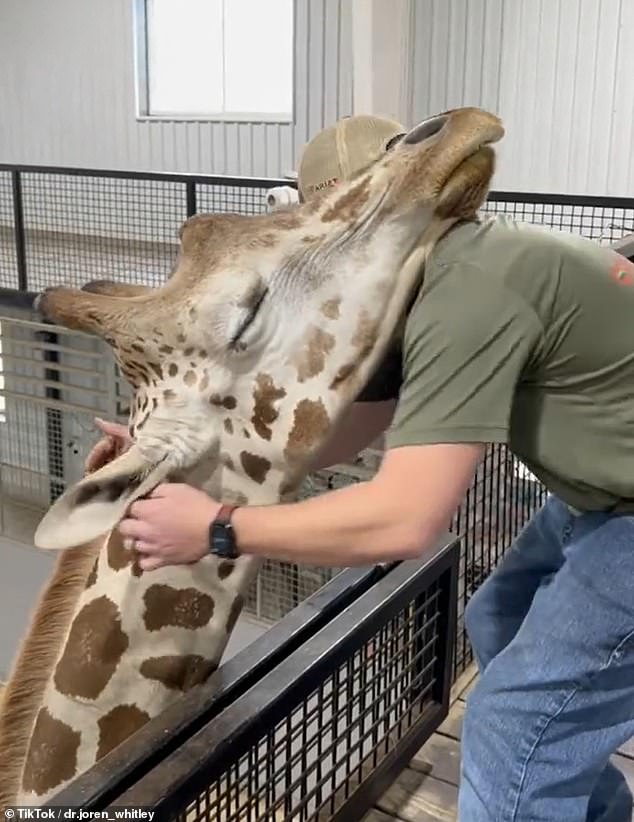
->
<box><xmin>297</xmin><ymin>114</ymin><xmax>406</xmax><ymax>201</ymax></box>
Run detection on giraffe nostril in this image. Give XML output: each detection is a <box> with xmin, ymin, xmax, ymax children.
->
<box><xmin>402</xmin><ymin>115</ymin><xmax>448</xmax><ymax>145</ymax></box>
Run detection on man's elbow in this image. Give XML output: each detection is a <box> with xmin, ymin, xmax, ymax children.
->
<box><xmin>384</xmin><ymin>519</ymin><xmax>444</xmax><ymax>562</ymax></box>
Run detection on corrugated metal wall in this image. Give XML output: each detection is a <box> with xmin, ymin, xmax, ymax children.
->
<box><xmin>0</xmin><ymin>0</ymin><xmax>352</xmax><ymax>177</ymax></box>
<box><xmin>408</xmin><ymin>0</ymin><xmax>634</xmax><ymax>195</ymax></box>
<box><xmin>1</xmin><ymin>0</ymin><xmax>632</xmax><ymax>194</ymax></box>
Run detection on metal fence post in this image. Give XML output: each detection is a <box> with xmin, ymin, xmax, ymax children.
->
<box><xmin>11</xmin><ymin>170</ymin><xmax>28</xmax><ymax>291</ymax></box>
<box><xmin>186</xmin><ymin>180</ymin><xmax>197</xmax><ymax>217</ymax></box>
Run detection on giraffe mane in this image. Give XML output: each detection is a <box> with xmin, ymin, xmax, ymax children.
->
<box><xmin>0</xmin><ymin>539</ymin><xmax>101</xmax><ymax>808</ymax></box>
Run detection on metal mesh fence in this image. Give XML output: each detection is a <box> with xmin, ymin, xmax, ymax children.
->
<box><xmin>195</xmin><ymin>182</ymin><xmax>274</xmax><ymax>216</ymax></box>
<box><xmin>482</xmin><ymin>194</ymin><xmax>634</xmax><ymax>244</ymax></box>
<box><xmin>19</xmin><ymin>172</ymin><xmax>186</xmax><ymax>291</ymax></box>
<box><xmin>180</xmin><ymin>590</ymin><xmax>441</xmax><ymax>822</ymax></box>
<box><xmin>0</xmin><ymin>172</ymin><xmax>18</xmax><ymax>289</ymax></box>
<box><xmin>103</xmin><ymin>552</ymin><xmax>456</xmax><ymax>822</ymax></box>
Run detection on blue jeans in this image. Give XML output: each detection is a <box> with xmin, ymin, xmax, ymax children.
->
<box><xmin>458</xmin><ymin>494</ymin><xmax>634</xmax><ymax>821</ymax></box>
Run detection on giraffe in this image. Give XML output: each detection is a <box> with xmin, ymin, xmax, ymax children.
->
<box><xmin>0</xmin><ymin>106</ymin><xmax>504</xmax><ymax>807</ymax></box>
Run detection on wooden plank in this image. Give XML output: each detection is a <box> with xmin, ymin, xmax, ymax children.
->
<box><xmin>449</xmin><ymin>664</ymin><xmax>478</xmax><ymax>704</ymax></box>
<box><xmin>362</xmin><ymin>810</ymin><xmax>402</xmax><ymax>822</ymax></box>
<box><xmin>458</xmin><ymin>675</ymin><xmax>478</xmax><ymax>701</ymax></box>
<box><xmin>376</xmin><ymin>766</ymin><xmax>457</xmax><ymax>822</ymax></box>
<box><xmin>437</xmin><ymin>701</ymin><xmax>464</xmax><ymax>742</ymax></box>
<box><xmin>410</xmin><ymin>734</ymin><xmax>461</xmax><ymax>787</ymax></box>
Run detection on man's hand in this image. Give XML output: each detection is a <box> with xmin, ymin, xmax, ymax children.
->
<box><xmin>118</xmin><ymin>483</ymin><xmax>221</xmax><ymax>571</ymax></box>
<box><xmin>85</xmin><ymin>417</ymin><xmax>132</xmax><ymax>474</ymax></box>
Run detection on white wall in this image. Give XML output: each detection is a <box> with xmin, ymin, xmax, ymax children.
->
<box><xmin>0</xmin><ymin>0</ymin><xmax>353</xmax><ymax>177</ymax></box>
<box><xmin>406</xmin><ymin>0</ymin><xmax>634</xmax><ymax>196</ymax></box>
<box><xmin>1</xmin><ymin>0</ymin><xmax>633</xmax><ymax>196</ymax></box>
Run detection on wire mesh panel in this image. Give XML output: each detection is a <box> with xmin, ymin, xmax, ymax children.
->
<box><xmin>450</xmin><ymin>445</ymin><xmax>548</xmax><ymax>678</ymax></box>
<box><xmin>100</xmin><ymin>547</ymin><xmax>458</xmax><ymax>822</ymax></box>
<box><xmin>20</xmin><ymin>172</ymin><xmax>186</xmax><ymax>291</ymax></box>
<box><xmin>195</xmin><ymin>180</ymin><xmax>277</xmax><ymax>216</ymax></box>
<box><xmin>180</xmin><ymin>593</ymin><xmax>442</xmax><ymax>822</ymax></box>
<box><xmin>482</xmin><ymin>194</ymin><xmax>634</xmax><ymax>244</ymax></box>
<box><xmin>0</xmin><ymin>171</ymin><xmax>18</xmax><ymax>289</ymax></box>
<box><xmin>0</xmin><ymin>311</ymin><xmax>114</xmax><ymax>542</ymax></box>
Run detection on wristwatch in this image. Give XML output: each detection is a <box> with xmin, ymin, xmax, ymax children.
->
<box><xmin>208</xmin><ymin>504</ymin><xmax>241</xmax><ymax>559</ymax></box>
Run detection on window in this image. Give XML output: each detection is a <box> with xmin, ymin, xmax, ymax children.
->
<box><xmin>135</xmin><ymin>0</ymin><xmax>294</xmax><ymax>122</ymax></box>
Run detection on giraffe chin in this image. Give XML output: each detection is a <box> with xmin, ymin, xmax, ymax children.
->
<box><xmin>33</xmin><ymin>447</ymin><xmax>171</xmax><ymax>551</ymax></box>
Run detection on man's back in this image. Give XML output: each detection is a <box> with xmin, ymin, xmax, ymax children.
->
<box><xmin>386</xmin><ymin>215</ymin><xmax>634</xmax><ymax>512</ymax></box>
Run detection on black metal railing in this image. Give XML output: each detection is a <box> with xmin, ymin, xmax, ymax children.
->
<box><xmin>50</xmin><ymin>539</ymin><xmax>459</xmax><ymax>820</ymax></box>
<box><xmin>1</xmin><ymin>163</ymin><xmax>633</xmax><ymax>295</ymax></box>
<box><xmin>1</xmin><ymin>163</ymin><xmax>632</xmax><ymax>683</ymax></box>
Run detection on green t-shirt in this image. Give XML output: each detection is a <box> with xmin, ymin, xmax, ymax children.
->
<box><xmin>385</xmin><ymin>215</ymin><xmax>634</xmax><ymax>513</ymax></box>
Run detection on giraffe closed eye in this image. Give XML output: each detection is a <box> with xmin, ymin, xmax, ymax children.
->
<box><xmin>229</xmin><ymin>285</ymin><xmax>269</xmax><ymax>352</ymax></box>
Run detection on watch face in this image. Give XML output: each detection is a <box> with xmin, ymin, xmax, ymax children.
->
<box><xmin>210</xmin><ymin>521</ymin><xmax>238</xmax><ymax>558</ymax></box>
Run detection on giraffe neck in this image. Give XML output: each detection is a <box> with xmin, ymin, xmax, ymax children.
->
<box><xmin>14</xmin><ymin>472</ymin><xmax>271</xmax><ymax>806</ymax></box>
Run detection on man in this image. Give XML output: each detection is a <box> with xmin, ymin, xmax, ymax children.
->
<box><xmin>87</xmin><ymin>114</ymin><xmax>634</xmax><ymax>821</ymax></box>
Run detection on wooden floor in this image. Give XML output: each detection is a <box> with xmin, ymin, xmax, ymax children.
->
<box><xmin>365</xmin><ymin>667</ymin><xmax>634</xmax><ymax>822</ymax></box>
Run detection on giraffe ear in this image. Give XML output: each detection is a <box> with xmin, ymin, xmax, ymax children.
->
<box><xmin>33</xmin><ymin>447</ymin><xmax>171</xmax><ymax>550</ymax></box>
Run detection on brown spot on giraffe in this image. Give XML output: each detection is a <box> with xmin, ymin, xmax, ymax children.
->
<box><xmin>199</xmin><ymin>373</ymin><xmax>209</xmax><ymax>392</ymax></box>
<box><xmin>143</xmin><ymin>585</ymin><xmax>215</xmax><ymax>631</ymax></box>
<box><xmin>168</xmin><ymin>363</ymin><xmax>178</xmax><ymax>377</ymax></box>
<box><xmin>96</xmin><ymin>704</ymin><xmax>151</xmax><ymax>760</ymax></box>
<box><xmin>321</xmin><ymin>177</ymin><xmax>371</xmax><ymax>223</ymax></box>
<box><xmin>352</xmin><ymin>309</ymin><xmax>380</xmax><ymax>357</ymax></box>
<box><xmin>240</xmin><ymin>451</ymin><xmax>272</xmax><ymax>485</ymax></box>
<box><xmin>177</xmin><ymin>333</ymin><xmax>186</xmax><ymax>343</ymax></box>
<box><xmin>107</xmin><ymin>533</ymin><xmax>133</xmax><ymax>571</ymax></box>
<box><xmin>294</xmin><ymin>325</ymin><xmax>336</xmax><ymax>382</ymax></box>
<box><xmin>243</xmin><ymin>427</ymin><xmax>251</xmax><ymax>439</ymax></box>
<box><xmin>159</xmin><ymin>344</ymin><xmax>174</xmax><ymax>354</ymax></box>
<box><xmin>226</xmin><ymin>595</ymin><xmax>245</xmax><ymax>634</ymax></box>
<box><xmin>251</xmin><ymin>373</ymin><xmax>286</xmax><ymax>441</ymax></box>
<box><xmin>184</xmin><ymin>370</ymin><xmax>197</xmax><ymax>386</ymax></box>
<box><xmin>329</xmin><ymin>309</ymin><xmax>380</xmax><ymax>390</ymax></box>
<box><xmin>217</xmin><ymin>561</ymin><xmax>235</xmax><ymax>580</ymax></box>
<box><xmin>107</xmin><ymin>533</ymin><xmax>143</xmax><ymax>578</ymax></box>
<box><xmin>284</xmin><ymin>399</ymin><xmax>331</xmax><ymax>463</ymax></box>
<box><xmin>163</xmin><ymin>388</ymin><xmax>176</xmax><ymax>401</ymax></box>
<box><xmin>321</xmin><ymin>297</ymin><xmax>341</xmax><ymax>320</ymax></box>
<box><xmin>184</xmin><ymin>347</ymin><xmax>194</xmax><ymax>357</ymax></box>
<box><xmin>148</xmin><ymin>361</ymin><xmax>163</xmax><ymax>380</ymax></box>
<box><xmin>21</xmin><ymin>707</ymin><xmax>81</xmax><ymax>794</ymax></box>
<box><xmin>210</xmin><ymin>394</ymin><xmax>237</xmax><ymax>410</ymax></box>
<box><xmin>53</xmin><ymin>596</ymin><xmax>129</xmax><ymax>700</ymax></box>
<box><xmin>85</xmin><ymin>558</ymin><xmax>99</xmax><ymax>589</ymax></box>
<box><xmin>223</xmin><ymin>418</ymin><xmax>234</xmax><ymax>435</ymax></box>
<box><xmin>139</xmin><ymin>655</ymin><xmax>218</xmax><ymax>692</ymax></box>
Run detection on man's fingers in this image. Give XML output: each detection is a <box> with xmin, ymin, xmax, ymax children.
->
<box><xmin>118</xmin><ymin>517</ymin><xmax>152</xmax><ymax>542</ymax></box>
<box><xmin>85</xmin><ymin>440</ymin><xmax>115</xmax><ymax>473</ymax></box>
<box><xmin>95</xmin><ymin>417</ymin><xmax>128</xmax><ymax>436</ymax></box>
<box><xmin>138</xmin><ymin>554</ymin><xmax>165</xmax><ymax>572</ymax></box>
<box><xmin>127</xmin><ymin>497</ymin><xmax>162</xmax><ymax>518</ymax></box>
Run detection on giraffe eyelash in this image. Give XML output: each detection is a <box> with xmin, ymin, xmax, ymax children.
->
<box><xmin>229</xmin><ymin>286</ymin><xmax>269</xmax><ymax>351</ymax></box>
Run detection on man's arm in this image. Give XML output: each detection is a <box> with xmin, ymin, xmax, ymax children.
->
<box><xmin>233</xmin><ymin>441</ymin><xmax>483</xmax><ymax>565</ymax></box>
<box><xmin>121</xmin><ymin>441</ymin><xmax>483</xmax><ymax>571</ymax></box>
<box><xmin>309</xmin><ymin>400</ymin><xmax>396</xmax><ymax>470</ymax></box>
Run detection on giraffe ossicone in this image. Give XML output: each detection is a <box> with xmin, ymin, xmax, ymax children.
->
<box><xmin>0</xmin><ymin>107</ymin><xmax>504</xmax><ymax>807</ymax></box>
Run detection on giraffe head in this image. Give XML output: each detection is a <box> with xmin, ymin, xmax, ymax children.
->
<box><xmin>33</xmin><ymin>107</ymin><xmax>504</xmax><ymax>550</ymax></box>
